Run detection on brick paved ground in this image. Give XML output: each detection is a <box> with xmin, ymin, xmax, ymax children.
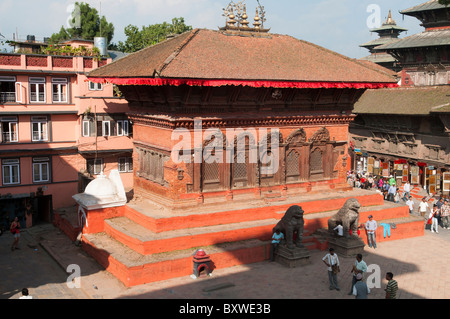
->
<box><xmin>1</xmin><ymin>206</ymin><xmax>449</xmax><ymax>300</ymax></box>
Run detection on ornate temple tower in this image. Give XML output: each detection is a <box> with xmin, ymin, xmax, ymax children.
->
<box><xmin>360</xmin><ymin>10</ymin><xmax>408</xmax><ymax>72</ymax></box>
<box><xmin>377</xmin><ymin>1</ymin><xmax>450</xmax><ymax>86</ymax></box>
<box><xmin>88</xmin><ymin>1</ymin><xmax>397</xmax><ymax>209</ymax></box>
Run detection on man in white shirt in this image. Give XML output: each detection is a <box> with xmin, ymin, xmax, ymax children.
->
<box><xmin>406</xmin><ymin>196</ymin><xmax>414</xmax><ymax>214</ymax></box>
<box><xmin>322</xmin><ymin>248</ymin><xmax>340</xmax><ymax>291</ymax></box>
<box><xmin>365</xmin><ymin>215</ymin><xmax>377</xmax><ymax>248</ymax></box>
<box><xmin>418</xmin><ymin>197</ymin><xmax>430</xmax><ymax>218</ymax></box>
<box><xmin>402</xmin><ymin>181</ymin><xmax>411</xmax><ymax>201</ymax></box>
<box><xmin>333</xmin><ymin>224</ymin><xmax>343</xmax><ymax>237</ymax></box>
<box><xmin>388</xmin><ymin>183</ymin><xmax>396</xmax><ymax>202</ymax></box>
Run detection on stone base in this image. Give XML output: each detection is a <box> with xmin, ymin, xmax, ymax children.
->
<box><xmin>327</xmin><ymin>236</ymin><xmax>365</xmax><ymax>258</ymax></box>
<box><xmin>275</xmin><ymin>245</ymin><xmax>311</xmax><ymax>268</ymax></box>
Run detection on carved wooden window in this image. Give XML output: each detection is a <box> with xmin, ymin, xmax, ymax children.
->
<box><xmin>204</xmin><ymin>161</ymin><xmax>219</xmax><ymax>183</ymax></box>
<box><xmin>286</xmin><ymin>150</ymin><xmax>300</xmax><ymax>177</ymax></box>
<box><xmin>310</xmin><ymin>148</ymin><xmax>323</xmax><ymax>173</ymax></box>
<box><xmin>138</xmin><ymin>148</ymin><xmax>168</xmax><ymax>185</ymax></box>
<box><xmin>231</xmin><ymin>134</ymin><xmax>256</xmax><ymax>189</ymax></box>
<box><xmin>233</xmin><ymin>151</ymin><xmax>247</xmax><ymax>180</ymax></box>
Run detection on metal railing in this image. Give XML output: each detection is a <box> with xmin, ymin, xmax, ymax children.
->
<box><xmin>0</xmin><ymin>92</ymin><xmax>16</xmax><ymax>103</ymax></box>
<box><xmin>2</xmin><ymin>131</ymin><xmax>18</xmax><ymax>143</ymax></box>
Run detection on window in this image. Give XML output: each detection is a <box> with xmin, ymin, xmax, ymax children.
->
<box><xmin>89</xmin><ymin>81</ymin><xmax>103</xmax><ymax>91</ymax></box>
<box><xmin>82</xmin><ymin>120</ymin><xmax>90</xmax><ymax>137</ymax></box>
<box><xmin>81</xmin><ymin>116</ymin><xmax>95</xmax><ymax>137</ymax></box>
<box><xmin>29</xmin><ymin>77</ymin><xmax>46</xmax><ymax>103</ymax></box>
<box><xmin>102</xmin><ymin>121</ymin><xmax>111</xmax><ymax>137</ymax></box>
<box><xmin>1</xmin><ymin>117</ymin><xmax>18</xmax><ymax>143</ymax></box>
<box><xmin>118</xmin><ymin>157</ymin><xmax>133</xmax><ymax>173</ymax></box>
<box><xmin>2</xmin><ymin>159</ymin><xmax>20</xmax><ymax>185</ymax></box>
<box><xmin>138</xmin><ymin>148</ymin><xmax>168</xmax><ymax>185</ymax></box>
<box><xmin>33</xmin><ymin>157</ymin><xmax>50</xmax><ymax>183</ymax></box>
<box><xmin>31</xmin><ymin>116</ymin><xmax>48</xmax><ymax>142</ymax></box>
<box><xmin>87</xmin><ymin>158</ymin><xmax>103</xmax><ymax>175</ymax></box>
<box><xmin>52</xmin><ymin>78</ymin><xmax>67</xmax><ymax>102</ymax></box>
<box><xmin>0</xmin><ymin>76</ymin><xmax>21</xmax><ymax>103</ymax></box>
<box><xmin>116</xmin><ymin>120</ymin><xmax>129</xmax><ymax>136</ymax></box>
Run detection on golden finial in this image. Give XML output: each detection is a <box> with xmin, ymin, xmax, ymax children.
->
<box><xmin>384</xmin><ymin>9</ymin><xmax>396</xmax><ymax>25</ymax></box>
<box><xmin>228</xmin><ymin>7</ymin><xmax>237</xmax><ymax>27</ymax></box>
<box><xmin>220</xmin><ymin>0</ymin><xmax>270</xmax><ymax>35</ymax></box>
<box><xmin>241</xmin><ymin>4</ymin><xmax>249</xmax><ymax>28</ymax></box>
<box><xmin>253</xmin><ymin>8</ymin><xmax>261</xmax><ymax>29</ymax></box>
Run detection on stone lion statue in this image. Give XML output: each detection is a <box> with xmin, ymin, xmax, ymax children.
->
<box><xmin>273</xmin><ymin>205</ymin><xmax>305</xmax><ymax>249</ymax></box>
<box><xmin>328</xmin><ymin>198</ymin><xmax>361</xmax><ymax>239</ymax></box>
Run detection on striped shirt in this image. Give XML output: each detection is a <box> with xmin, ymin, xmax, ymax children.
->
<box><xmin>386</xmin><ymin>279</ymin><xmax>398</xmax><ymax>299</ymax></box>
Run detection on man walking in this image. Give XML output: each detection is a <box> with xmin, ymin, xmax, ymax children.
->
<box><xmin>353</xmin><ymin>273</ymin><xmax>370</xmax><ymax>299</ymax></box>
<box><xmin>322</xmin><ymin>248</ymin><xmax>340</xmax><ymax>291</ymax></box>
<box><xmin>418</xmin><ymin>197</ymin><xmax>430</xmax><ymax>218</ymax></box>
<box><xmin>385</xmin><ymin>272</ymin><xmax>398</xmax><ymax>299</ymax></box>
<box><xmin>406</xmin><ymin>196</ymin><xmax>414</xmax><ymax>215</ymax></box>
<box><xmin>349</xmin><ymin>254</ymin><xmax>368</xmax><ymax>295</ymax></box>
<box><xmin>441</xmin><ymin>199</ymin><xmax>450</xmax><ymax>229</ymax></box>
<box><xmin>365</xmin><ymin>215</ymin><xmax>377</xmax><ymax>249</ymax></box>
<box><xmin>388</xmin><ymin>183</ymin><xmax>396</xmax><ymax>202</ymax></box>
<box><xmin>402</xmin><ymin>181</ymin><xmax>411</xmax><ymax>201</ymax></box>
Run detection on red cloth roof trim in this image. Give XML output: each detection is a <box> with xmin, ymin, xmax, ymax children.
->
<box><xmin>88</xmin><ymin>77</ymin><xmax>398</xmax><ymax>89</ymax></box>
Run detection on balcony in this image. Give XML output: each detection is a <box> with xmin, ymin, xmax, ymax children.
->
<box><xmin>0</xmin><ymin>92</ymin><xmax>16</xmax><ymax>103</ymax></box>
<box><xmin>0</xmin><ymin>52</ymin><xmax>110</xmax><ymax>73</ymax></box>
<box><xmin>2</xmin><ymin>131</ymin><xmax>18</xmax><ymax>143</ymax></box>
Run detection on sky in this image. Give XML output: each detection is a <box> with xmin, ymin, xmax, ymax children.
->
<box><xmin>0</xmin><ymin>0</ymin><xmax>426</xmax><ymax>59</ymax></box>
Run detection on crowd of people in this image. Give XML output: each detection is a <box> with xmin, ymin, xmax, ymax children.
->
<box><xmin>347</xmin><ymin>171</ymin><xmax>408</xmax><ymax>203</ymax></box>
<box><xmin>347</xmin><ymin>170</ymin><xmax>450</xmax><ymax>234</ymax></box>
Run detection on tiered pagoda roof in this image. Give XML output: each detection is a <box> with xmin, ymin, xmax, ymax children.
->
<box><xmin>360</xmin><ymin>10</ymin><xmax>408</xmax><ymax>52</ymax></box>
<box><xmin>359</xmin><ymin>10</ymin><xmax>407</xmax><ymax>70</ymax></box>
<box><xmin>88</xmin><ymin>28</ymin><xmax>397</xmax><ymax>89</ymax></box>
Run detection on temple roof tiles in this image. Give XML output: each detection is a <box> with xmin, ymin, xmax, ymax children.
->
<box><xmin>377</xmin><ymin>29</ymin><xmax>450</xmax><ymax>50</ymax></box>
<box><xmin>353</xmin><ymin>86</ymin><xmax>450</xmax><ymax>116</ymax></box>
<box><xmin>88</xmin><ymin>28</ymin><xmax>397</xmax><ymax>87</ymax></box>
<box><xmin>401</xmin><ymin>0</ymin><xmax>448</xmax><ymax>15</ymax></box>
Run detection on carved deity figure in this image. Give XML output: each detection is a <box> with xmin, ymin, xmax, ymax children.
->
<box><xmin>273</xmin><ymin>205</ymin><xmax>305</xmax><ymax>249</ymax></box>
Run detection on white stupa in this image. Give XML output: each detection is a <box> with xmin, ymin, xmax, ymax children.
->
<box><xmin>73</xmin><ymin>170</ymin><xmax>127</xmax><ymax>210</ymax></box>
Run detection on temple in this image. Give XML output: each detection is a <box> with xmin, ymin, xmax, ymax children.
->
<box><xmin>359</xmin><ymin>10</ymin><xmax>408</xmax><ymax>72</ymax></box>
<box><xmin>67</xmin><ymin>1</ymin><xmax>424</xmax><ymax>286</ymax></box>
<box><xmin>88</xmin><ymin>8</ymin><xmax>398</xmax><ymax>207</ymax></box>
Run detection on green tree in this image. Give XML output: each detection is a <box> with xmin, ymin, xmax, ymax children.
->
<box><xmin>50</xmin><ymin>2</ymin><xmax>114</xmax><ymax>45</ymax></box>
<box><xmin>116</xmin><ymin>18</ymin><xmax>192</xmax><ymax>53</ymax></box>
<box><xmin>438</xmin><ymin>0</ymin><xmax>449</xmax><ymax>5</ymax></box>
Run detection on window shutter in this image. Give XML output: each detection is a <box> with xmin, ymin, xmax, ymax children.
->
<box><xmin>15</xmin><ymin>82</ymin><xmax>22</xmax><ymax>103</ymax></box>
<box><xmin>97</xmin><ymin>121</ymin><xmax>102</xmax><ymax>137</ymax></box>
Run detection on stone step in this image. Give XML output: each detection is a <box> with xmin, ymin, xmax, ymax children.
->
<box><xmin>82</xmin><ymin>232</ymin><xmax>271</xmax><ymax>287</ymax></box>
<box><xmin>104</xmin><ymin>216</ymin><xmax>281</xmax><ymax>255</ymax></box>
<box><xmin>123</xmin><ymin>191</ymin><xmax>385</xmax><ymax>233</ymax></box>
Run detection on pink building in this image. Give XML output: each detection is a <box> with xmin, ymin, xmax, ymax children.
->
<box><xmin>0</xmin><ymin>40</ymin><xmax>132</xmax><ymax>229</ymax></box>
